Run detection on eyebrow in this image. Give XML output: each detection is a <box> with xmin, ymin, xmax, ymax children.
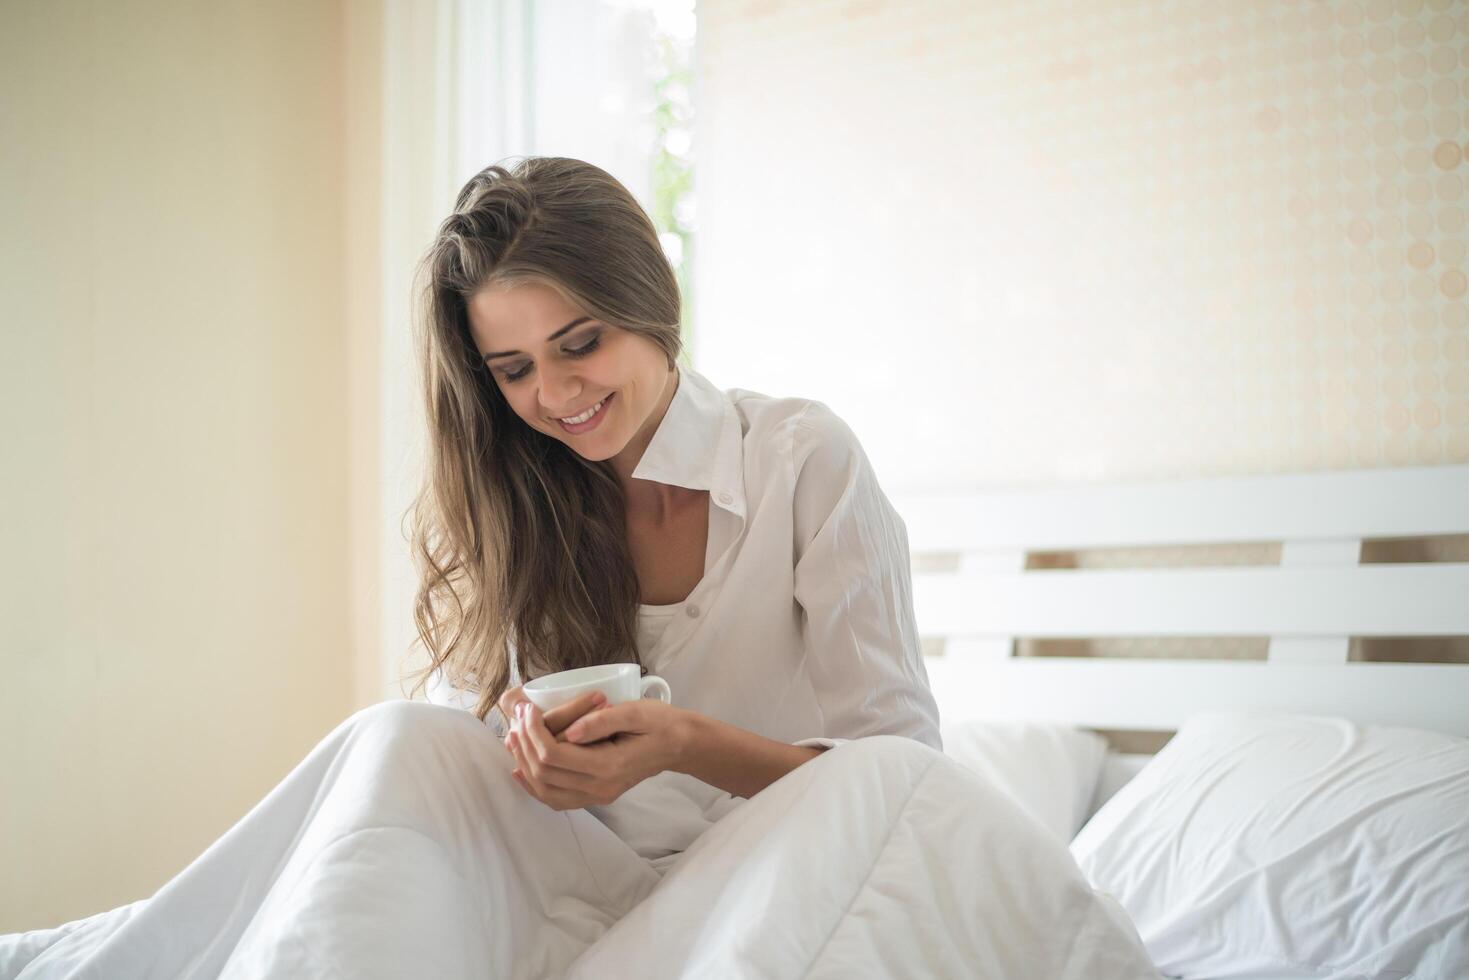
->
<box><xmin>482</xmin><ymin>317</ymin><xmax>593</xmax><ymax>361</ymax></box>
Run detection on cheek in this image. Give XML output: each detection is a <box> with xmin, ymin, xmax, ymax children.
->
<box><xmin>493</xmin><ymin>384</ymin><xmax>535</xmax><ymax>425</ymax></box>
<box><xmin>510</xmin><ymin>392</ymin><xmax>541</xmax><ymax>426</ymax></box>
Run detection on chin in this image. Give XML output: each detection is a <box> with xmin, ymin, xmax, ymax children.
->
<box><xmin>555</xmin><ymin>430</ymin><xmax>623</xmax><ymax>461</ymax></box>
<box><xmin>569</xmin><ymin>444</ymin><xmax>621</xmax><ymax>462</ymax></box>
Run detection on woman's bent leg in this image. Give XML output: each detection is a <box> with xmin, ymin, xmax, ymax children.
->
<box><xmin>567</xmin><ymin>735</ymin><xmax>1158</xmax><ymax>980</ymax></box>
<box><xmin>1</xmin><ymin>700</ymin><xmax>660</xmax><ymax>980</ymax></box>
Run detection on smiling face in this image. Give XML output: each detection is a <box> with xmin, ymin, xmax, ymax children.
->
<box><xmin>466</xmin><ymin>280</ymin><xmax>677</xmax><ymax>475</ymax></box>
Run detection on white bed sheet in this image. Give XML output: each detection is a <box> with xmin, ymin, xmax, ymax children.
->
<box><xmin>1</xmin><ymin>700</ymin><xmax>1160</xmax><ymax>979</ymax></box>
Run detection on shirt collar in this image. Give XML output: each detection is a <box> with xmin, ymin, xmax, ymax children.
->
<box><xmin>629</xmin><ymin>363</ymin><xmax>746</xmax><ymax>520</ymax></box>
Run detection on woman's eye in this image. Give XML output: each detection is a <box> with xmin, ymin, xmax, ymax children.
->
<box><xmin>566</xmin><ymin>335</ymin><xmax>601</xmax><ymax>357</ymax></box>
<box><xmin>499</xmin><ymin>334</ymin><xmax>600</xmax><ymax>383</ymax></box>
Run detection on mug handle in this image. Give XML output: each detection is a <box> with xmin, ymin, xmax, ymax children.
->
<box><xmin>639</xmin><ymin>675</ymin><xmax>672</xmax><ymax>704</ymax></box>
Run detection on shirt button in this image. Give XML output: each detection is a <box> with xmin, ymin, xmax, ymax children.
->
<box><xmin>686</xmin><ymin>604</ymin><xmax>700</xmax><ymax>618</ymax></box>
<box><xmin>716</xmin><ymin>491</ymin><xmax>732</xmax><ymax>504</ymax></box>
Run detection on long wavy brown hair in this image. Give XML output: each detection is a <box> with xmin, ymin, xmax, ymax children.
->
<box><xmin>401</xmin><ymin>156</ymin><xmax>684</xmax><ymax>724</ymax></box>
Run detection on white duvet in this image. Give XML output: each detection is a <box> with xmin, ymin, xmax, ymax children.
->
<box><xmin>1</xmin><ymin>700</ymin><xmax>1158</xmax><ymax>979</ymax></box>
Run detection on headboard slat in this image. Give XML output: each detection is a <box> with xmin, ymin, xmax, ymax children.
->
<box><xmin>895</xmin><ymin>464</ymin><xmax>1469</xmax><ymax>553</ymax></box>
<box><xmin>914</xmin><ymin>564</ymin><xmax>1469</xmax><ymax>637</ymax></box>
<box><xmin>923</xmin><ymin>657</ymin><xmax>1469</xmax><ymax>736</ymax></box>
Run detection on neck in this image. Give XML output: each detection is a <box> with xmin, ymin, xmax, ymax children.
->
<box><xmin>610</xmin><ymin>364</ymin><xmax>679</xmax><ymax>491</ymax></box>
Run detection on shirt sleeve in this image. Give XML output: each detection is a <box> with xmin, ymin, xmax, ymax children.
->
<box><xmin>789</xmin><ymin>401</ymin><xmax>943</xmax><ymax>753</ymax></box>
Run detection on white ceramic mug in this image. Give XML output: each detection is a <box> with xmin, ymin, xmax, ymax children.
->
<box><xmin>521</xmin><ymin>662</ymin><xmax>672</xmax><ymax>712</ymax></box>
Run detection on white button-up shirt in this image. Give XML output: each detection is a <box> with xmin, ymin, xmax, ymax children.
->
<box><xmin>428</xmin><ymin>362</ymin><xmax>941</xmax><ymax>870</ymax></box>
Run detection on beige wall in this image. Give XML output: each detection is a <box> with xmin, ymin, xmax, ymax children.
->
<box><xmin>1</xmin><ymin>1</ymin><xmax>357</xmax><ymax>932</ymax></box>
<box><xmin>345</xmin><ymin>0</ymin><xmax>387</xmax><ymax>713</ymax></box>
<box><xmin>695</xmin><ymin>0</ymin><xmax>1469</xmax><ymax>486</ymax></box>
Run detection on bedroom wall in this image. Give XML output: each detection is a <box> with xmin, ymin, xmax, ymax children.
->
<box><xmin>693</xmin><ymin>0</ymin><xmax>1469</xmax><ymax>662</ymax></box>
<box><xmin>0</xmin><ymin>1</ymin><xmax>353</xmax><ymax>932</ymax></box>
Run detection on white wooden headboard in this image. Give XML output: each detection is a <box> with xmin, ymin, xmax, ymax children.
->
<box><xmin>892</xmin><ymin>464</ymin><xmax>1469</xmax><ymax>738</ymax></box>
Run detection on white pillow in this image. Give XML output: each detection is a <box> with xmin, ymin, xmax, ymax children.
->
<box><xmin>939</xmin><ymin>720</ymin><xmax>1108</xmax><ymax>842</ymax></box>
<box><xmin>1070</xmin><ymin>710</ymin><xmax>1469</xmax><ymax>980</ymax></box>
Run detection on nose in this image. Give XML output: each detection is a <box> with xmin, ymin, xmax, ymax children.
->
<box><xmin>538</xmin><ymin>362</ymin><xmax>584</xmax><ymax>418</ymax></box>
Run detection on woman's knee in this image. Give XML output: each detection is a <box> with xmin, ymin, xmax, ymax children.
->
<box><xmin>342</xmin><ymin>699</ymin><xmax>519</xmax><ymax>797</ymax></box>
<box><xmin>346</xmin><ymin>699</ymin><xmax>496</xmax><ymax>757</ymax></box>
<box><xmin>319</xmin><ymin>701</ymin><xmax>529</xmax><ymax>846</ymax></box>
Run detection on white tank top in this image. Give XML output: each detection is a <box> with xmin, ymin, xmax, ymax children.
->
<box><xmin>636</xmin><ymin>602</ymin><xmax>683</xmax><ymax>658</ymax></box>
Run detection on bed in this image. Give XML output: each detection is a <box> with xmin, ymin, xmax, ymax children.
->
<box><xmin>3</xmin><ymin>466</ymin><xmax>1465</xmax><ymax>979</ymax></box>
<box><xmin>898</xmin><ymin>462</ymin><xmax>1469</xmax><ymax>979</ymax></box>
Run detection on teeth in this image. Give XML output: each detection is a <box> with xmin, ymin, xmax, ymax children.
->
<box><xmin>559</xmin><ymin>397</ymin><xmax>606</xmax><ymax>424</ymax></box>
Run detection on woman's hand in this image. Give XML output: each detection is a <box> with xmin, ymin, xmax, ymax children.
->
<box><xmin>505</xmin><ymin>697</ymin><xmax>692</xmax><ymax>811</ymax></box>
<box><xmin>497</xmin><ymin>685</ymin><xmax>600</xmax><ymax>739</ymax></box>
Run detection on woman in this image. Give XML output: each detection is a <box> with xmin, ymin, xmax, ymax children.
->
<box><xmin>0</xmin><ymin>158</ymin><xmax>1158</xmax><ymax>979</ymax></box>
<box><xmin>411</xmin><ymin>156</ymin><xmax>942</xmax><ymax>864</ymax></box>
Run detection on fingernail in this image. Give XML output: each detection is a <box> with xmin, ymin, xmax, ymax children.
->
<box><xmin>565</xmin><ymin>725</ymin><xmax>583</xmax><ymax>743</ymax></box>
<box><xmin>591</xmin><ymin>692</ymin><xmax>606</xmax><ymax>706</ymax></box>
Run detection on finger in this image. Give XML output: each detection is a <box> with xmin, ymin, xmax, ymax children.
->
<box><xmin>509</xmin><ymin>707</ymin><xmax>591</xmax><ymax>789</ymax></box>
<box><xmin>521</xmin><ymin>703</ymin><xmax>617</xmax><ymax>787</ymax></box>
<box><xmin>506</xmin><ymin>725</ymin><xmax>533</xmax><ymax>780</ymax></box>
<box><xmin>522</xmin><ymin>702</ymin><xmax>580</xmax><ymax>767</ymax></box>
<box><xmin>563</xmin><ymin>702</ymin><xmax>642</xmax><ymax>744</ymax></box>
<box><xmin>509</xmin><ymin>738</ymin><xmax>593</xmax><ymax>805</ymax></box>
<box><xmin>525</xmin><ymin>755</ymin><xmax>604</xmax><ymax>793</ymax></box>
<box><xmin>512</xmin><ymin>769</ymin><xmax>591</xmax><ymax>812</ymax></box>
<box><xmin>510</xmin><ymin>768</ymin><xmax>539</xmax><ymax>800</ymax></box>
<box><xmin>508</xmin><ymin>718</ymin><xmax>544</xmax><ymax>781</ymax></box>
<box><xmin>513</xmin><ymin>702</ymin><xmax>539</xmax><ymax>759</ymax></box>
<box><xmin>542</xmin><ymin>691</ymin><xmax>608</xmax><ymax>737</ymax></box>
<box><xmin>510</xmin><ymin>723</ymin><xmax>561</xmax><ymax>798</ymax></box>
<box><xmin>498</xmin><ymin>686</ymin><xmax>527</xmax><ymax>724</ymax></box>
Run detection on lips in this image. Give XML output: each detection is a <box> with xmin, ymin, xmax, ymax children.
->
<box><xmin>554</xmin><ymin>391</ymin><xmax>615</xmax><ymax>434</ymax></box>
<box><xmin>555</xmin><ymin>395</ymin><xmax>609</xmax><ymax>423</ymax></box>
